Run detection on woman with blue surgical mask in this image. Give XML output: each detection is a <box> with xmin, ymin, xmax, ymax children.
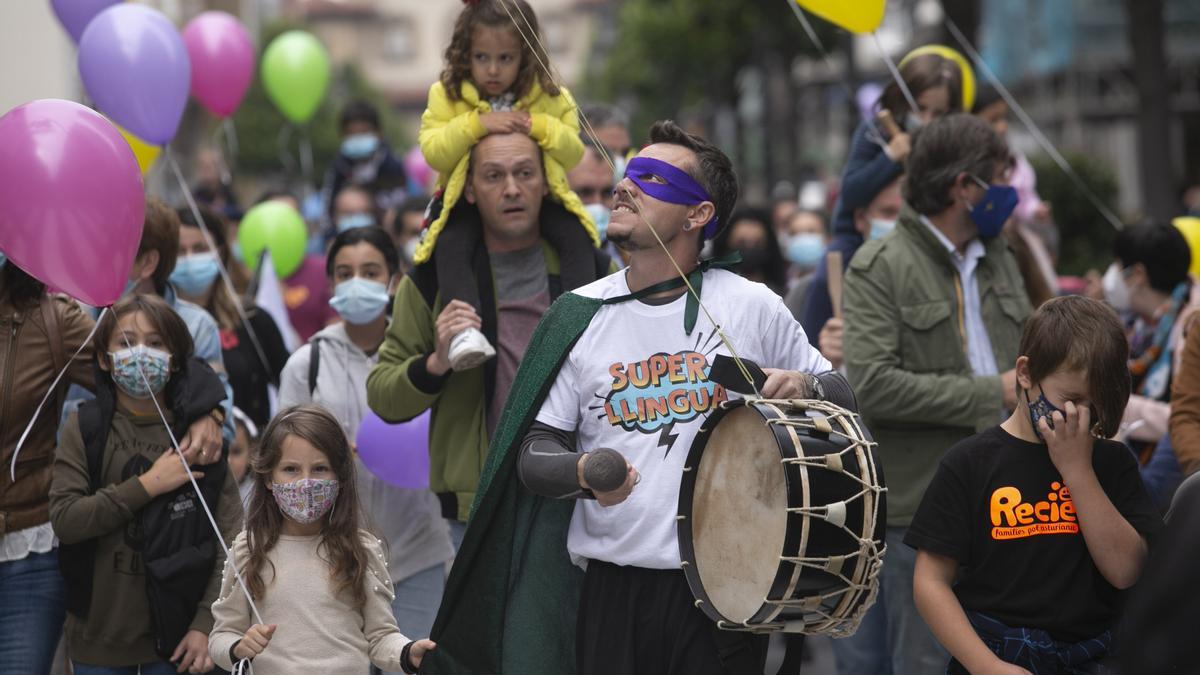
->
<box><xmin>173</xmin><ymin>207</ymin><xmax>291</xmax><ymax>430</ymax></box>
<box><xmin>781</xmin><ymin>209</ymin><xmax>831</xmax><ymax>322</ymax></box>
<box><xmin>277</xmin><ymin>225</ymin><xmax>454</xmax><ymax>646</ymax></box>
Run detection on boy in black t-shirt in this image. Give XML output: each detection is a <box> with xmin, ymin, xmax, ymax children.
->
<box><xmin>908</xmin><ymin>296</ymin><xmax>1161</xmax><ymax>673</ymax></box>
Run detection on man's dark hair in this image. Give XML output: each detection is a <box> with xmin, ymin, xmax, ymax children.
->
<box><xmin>1019</xmin><ymin>295</ymin><xmax>1130</xmax><ymax>438</ymax></box>
<box><xmin>1114</xmin><ymin>224</ymin><xmax>1191</xmax><ymax>294</ymax></box>
<box><xmin>646</xmin><ymin>120</ymin><xmax>738</xmax><ymax>241</ymax></box>
<box><xmin>904</xmin><ymin>114</ymin><xmax>1010</xmax><ymax>216</ymax></box>
<box><xmin>339</xmin><ymin>100</ymin><xmax>381</xmax><ymax>134</ymax></box>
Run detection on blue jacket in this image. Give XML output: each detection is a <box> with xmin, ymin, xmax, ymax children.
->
<box><xmin>800</xmin><ymin>119</ymin><xmax>903</xmax><ymax>344</ymax></box>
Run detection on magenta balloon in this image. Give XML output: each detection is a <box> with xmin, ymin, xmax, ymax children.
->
<box><xmin>50</xmin><ymin>0</ymin><xmax>121</xmax><ymax>43</ymax></box>
<box><xmin>78</xmin><ymin>4</ymin><xmax>191</xmax><ymax>145</ymax></box>
<box><xmin>0</xmin><ymin>100</ymin><xmax>144</xmax><ymax>307</ymax></box>
<box><xmin>355</xmin><ymin>410</ymin><xmax>431</xmax><ymax>489</ymax></box>
<box><xmin>183</xmin><ymin>12</ymin><xmax>255</xmax><ymax>118</ymax></box>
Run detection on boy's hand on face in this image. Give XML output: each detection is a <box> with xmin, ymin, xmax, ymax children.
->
<box><xmin>1042</xmin><ymin>400</ymin><xmax>1094</xmax><ymax>479</ymax></box>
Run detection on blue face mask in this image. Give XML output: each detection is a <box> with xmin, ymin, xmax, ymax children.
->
<box><xmin>169</xmin><ymin>252</ymin><xmax>221</xmax><ymax>297</ymax></box>
<box><xmin>967</xmin><ymin>175</ymin><xmax>1019</xmax><ymax>239</ymax></box>
<box><xmin>230</xmin><ymin>241</ymin><xmax>244</xmax><ymax>264</ymax></box>
<box><xmin>1025</xmin><ymin>385</ymin><xmax>1065</xmax><ymax>441</ymax></box>
<box><xmin>784</xmin><ymin>233</ymin><xmax>825</xmax><ymax>267</ymax></box>
<box><xmin>584</xmin><ymin>203</ymin><xmax>611</xmax><ymax>241</ymax></box>
<box><xmin>868</xmin><ymin>218</ymin><xmax>896</xmax><ymax>240</ymax></box>
<box><xmin>341</xmin><ymin>133</ymin><xmax>379</xmax><ymax>160</ymax></box>
<box><xmin>329</xmin><ymin>277</ymin><xmax>390</xmax><ymax>325</ymax></box>
<box><xmin>337</xmin><ymin>212</ymin><xmax>376</xmax><ymax>233</ymax></box>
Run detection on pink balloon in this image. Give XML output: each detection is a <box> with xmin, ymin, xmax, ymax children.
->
<box><xmin>404</xmin><ymin>146</ymin><xmax>435</xmax><ymax>194</ymax></box>
<box><xmin>0</xmin><ymin>100</ymin><xmax>144</xmax><ymax>306</ymax></box>
<box><xmin>183</xmin><ymin>11</ymin><xmax>255</xmax><ymax>118</ymax></box>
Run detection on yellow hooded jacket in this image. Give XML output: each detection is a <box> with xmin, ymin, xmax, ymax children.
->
<box><xmin>415</xmin><ymin>80</ymin><xmax>599</xmax><ymax>265</ymax></box>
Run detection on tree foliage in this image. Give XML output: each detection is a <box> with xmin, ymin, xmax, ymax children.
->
<box><xmin>1029</xmin><ymin>152</ymin><xmax>1120</xmax><ymax>276</ymax></box>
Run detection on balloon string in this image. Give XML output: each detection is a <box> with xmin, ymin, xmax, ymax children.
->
<box><xmin>116</xmin><ymin>325</ymin><xmax>266</xmax><ymax>628</ymax></box>
<box><xmin>223</xmin><ymin>118</ymin><xmax>240</xmax><ymax>164</ymax></box>
<box><xmin>870</xmin><ymin>32</ymin><xmax>921</xmax><ymax>117</ymax></box>
<box><xmin>497</xmin><ymin>0</ymin><xmax>761</xmax><ymax>396</ymax></box>
<box><xmin>276</xmin><ymin>125</ymin><xmax>299</xmax><ymax>177</ymax></box>
<box><xmin>299</xmin><ymin>132</ymin><xmax>314</xmax><ymax>184</ymax></box>
<box><xmin>166</xmin><ymin>149</ymin><xmax>274</xmax><ymax>378</ymax></box>
<box><xmin>8</xmin><ymin>308</ymin><xmax>106</xmax><ymax>482</ymax></box>
<box><xmin>943</xmin><ymin>17</ymin><xmax>1125</xmax><ymax>231</ymax></box>
<box><xmin>784</xmin><ymin>1</ymin><xmax>889</xmax><ymax>150</ymax></box>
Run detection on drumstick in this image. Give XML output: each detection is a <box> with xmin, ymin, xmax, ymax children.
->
<box><xmin>876</xmin><ymin>109</ymin><xmax>903</xmax><ymax>139</ymax></box>
<box><xmin>827</xmin><ymin>251</ymin><xmax>844</xmax><ymax>320</ymax></box>
<box><xmin>583</xmin><ymin>448</ymin><xmax>627</xmax><ymax>493</ymax></box>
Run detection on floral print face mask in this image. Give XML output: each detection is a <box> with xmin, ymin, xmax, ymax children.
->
<box><xmin>271</xmin><ymin>477</ymin><xmax>340</xmax><ymax>524</ymax></box>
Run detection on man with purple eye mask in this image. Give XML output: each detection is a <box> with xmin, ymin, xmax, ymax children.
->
<box><xmin>418</xmin><ymin>120</ymin><xmax>857</xmax><ymax>675</ymax></box>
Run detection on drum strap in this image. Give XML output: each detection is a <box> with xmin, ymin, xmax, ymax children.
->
<box><xmin>600</xmin><ymin>252</ymin><xmax>742</xmax><ymax>335</ymax></box>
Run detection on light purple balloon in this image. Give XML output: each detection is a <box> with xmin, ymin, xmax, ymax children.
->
<box><xmin>355</xmin><ymin>411</ymin><xmax>431</xmax><ymax>489</ymax></box>
<box><xmin>78</xmin><ymin>4</ymin><xmax>191</xmax><ymax>146</ymax></box>
<box><xmin>50</xmin><ymin>0</ymin><xmax>120</xmax><ymax>43</ymax></box>
<box><xmin>183</xmin><ymin>11</ymin><xmax>255</xmax><ymax>118</ymax></box>
<box><xmin>0</xmin><ymin>100</ymin><xmax>144</xmax><ymax>307</ymax></box>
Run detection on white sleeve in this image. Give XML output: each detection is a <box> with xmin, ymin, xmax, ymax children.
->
<box><xmin>535</xmin><ymin>350</ymin><xmax>583</xmax><ymax>431</ymax></box>
<box><xmin>762</xmin><ymin>295</ymin><xmax>832</xmax><ymax>373</ymax></box>
<box><xmin>277</xmin><ymin>344</ymin><xmax>314</xmax><ymax>409</ymax></box>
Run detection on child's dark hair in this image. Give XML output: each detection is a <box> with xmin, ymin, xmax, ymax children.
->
<box><xmin>339</xmin><ymin>100</ymin><xmax>381</xmax><ymax>134</ymax></box>
<box><xmin>244</xmin><ymin>405</ymin><xmax>368</xmax><ymax>609</ymax></box>
<box><xmin>1113</xmin><ymin>224</ymin><xmax>1191</xmax><ymax>295</ymax></box>
<box><xmin>878</xmin><ymin>53</ymin><xmax>963</xmax><ymax>120</ymax></box>
<box><xmin>440</xmin><ymin>0</ymin><xmax>559</xmax><ymax>102</ymax></box>
<box><xmin>325</xmin><ymin>226</ymin><xmax>400</xmax><ymax>279</ymax></box>
<box><xmin>94</xmin><ymin>294</ymin><xmax>195</xmax><ymax>383</ymax></box>
<box><xmin>1019</xmin><ymin>296</ymin><xmax>1131</xmax><ymax>438</ymax></box>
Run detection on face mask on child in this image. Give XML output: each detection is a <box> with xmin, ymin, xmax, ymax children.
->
<box><xmin>109</xmin><ymin>345</ymin><xmax>172</xmax><ymax>399</ymax></box>
<box><xmin>329</xmin><ymin>277</ymin><xmax>390</xmax><ymax>325</ymax></box>
<box><xmin>1025</xmin><ymin>384</ymin><xmax>1065</xmax><ymax>441</ymax></box>
<box><xmin>169</xmin><ymin>252</ymin><xmax>221</xmax><ymax>296</ymax></box>
<box><xmin>272</xmin><ymin>477</ymin><xmax>340</xmax><ymax>524</ymax></box>
<box><xmin>341</xmin><ymin>133</ymin><xmax>379</xmax><ymax>161</ymax></box>
<box><xmin>1102</xmin><ymin>263</ymin><xmax>1132</xmax><ymax>313</ymax></box>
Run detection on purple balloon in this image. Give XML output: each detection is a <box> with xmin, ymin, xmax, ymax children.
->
<box><xmin>183</xmin><ymin>12</ymin><xmax>255</xmax><ymax>118</ymax></box>
<box><xmin>355</xmin><ymin>411</ymin><xmax>431</xmax><ymax>489</ymax></box>
<box><xmin>0</xmin><ymin>100</ymin><xmax>145</xmax><ymax>307</ymax></box>
<box><xmin>78</xmin><ymin>4</ymin><xmax>191</xmax><ymax>146</ymax></box>
<box><xmin>50</xmin><ymin>0</ymin><xmax>120</xmax><ymax>43</ymax></box>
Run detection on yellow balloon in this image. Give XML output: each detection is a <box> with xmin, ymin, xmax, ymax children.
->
<box><xmin>1173</xmin><ymin>217</ymin><xmax>1200</xmax><ymax>278</ymax></box>
<box><xmin>795</xmin><ymin>0</ymin><xmax>885</xmax><ymax>34</ymax></box>
<box><xmin>900</xmin><ymin>44</ymin><xmax>977</xmax><ymax>112</ymax></box>
<box><xmin>117</xmin><ymin>125</ymin><xmax>161</xmax><ymax>175</ymax></box>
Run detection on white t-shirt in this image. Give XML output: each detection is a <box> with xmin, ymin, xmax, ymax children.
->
<box><xmin>536</xmin><ymin>268</ymin><xmax>830</xmax><ymax>569</ymax></box>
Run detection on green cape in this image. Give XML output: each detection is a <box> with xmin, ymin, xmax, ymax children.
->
<box><xmin>421</xmin><ymin>291</ymin><xmax>603</xmax><ymax>675</ymax></box>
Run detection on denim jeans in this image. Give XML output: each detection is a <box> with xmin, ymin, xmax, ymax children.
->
<box><xmin>831</xmin><ymin>577</ymin><xmax>892</xmax><ymax>675</ymax></box>
<box><xmin>0</xmin><ymin>549</ymin><xmax>67</xmax><ymax>674</ymax></box>
<box><xmin>882</xmin><ymin>526</ymin><xmax>948</xmax><ymax>674</ymax></box>
<box><xmin>1139</xmin><ymin>435</ymin><xmax>1184</xmax><ymax>512</ymax></box>
<box><xmin>374</xmin><ymin>562</ymin><xmax>446</xmax><ymax>675</ymax></box>
<box><xmin>72</xmin><ymin>661</ymin><xmax>180</xmax><ymax>675</ymax></box>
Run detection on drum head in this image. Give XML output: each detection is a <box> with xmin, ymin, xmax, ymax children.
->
<box><xmin>690</xmin><ymin>404</ymin><xmax>787</xmax><ymax>624</ymax></box>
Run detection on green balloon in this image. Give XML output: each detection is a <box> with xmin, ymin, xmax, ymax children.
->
<box><xmin>238</xmin><ymin>201</ymin><xmax>308</xmax><ymax>279</ymax></box>
<box><xmin>261</xmin><ymin>30</ymin><xmax>330</xmax><ymax>124</ymax></box>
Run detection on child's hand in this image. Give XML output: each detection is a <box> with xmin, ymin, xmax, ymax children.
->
<box><xmin>1042</xmin><ymin>401</ymin><xmax>1094</xmax><ymax>479</ymax></box>
<box><xmin>233</xmin><ymin>623</ymin><xmax>277</xmax><ymax>660</ymax></box>
<box><xmin>171</xmin><ymin>629</ymin><xmax>213</xmax><ymax>673</ymax></box>
<box><xmin>138</xmin><ymin>448</ymin><xmax>204</xmax><ymax>498</ymax></box>
<box><xmin>480</xmin><ymin>112</ymin><xmax>531</xmax><ymax>135</ymax></box>
<box><xmin>409</xmin><ymin>639</ymin><xmax>437</xmax><ymax>669</ymax></box>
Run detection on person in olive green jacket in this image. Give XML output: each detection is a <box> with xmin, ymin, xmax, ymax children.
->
<box><xmin>366</xmin><ymin>132</ymin><xmax>612</xmax><ymax>548</ymax></box>
<box><xmin>842</xmin><ymin>114</ymin><xmax>1031</xmax><ymax>675</ymax></box>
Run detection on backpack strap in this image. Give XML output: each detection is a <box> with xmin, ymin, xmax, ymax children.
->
<box><xmin>77</xmin><ymin>400</ymin><xmax>110</xmax><ymax>491</ymax></box>
<box><xmin>39</xmin><ymin>296</ymin><xmax>67</xmax><ymax>425</ymax></box>
<box><xmin>308</xmin><ymin>337</ymin><xmax>323</xmax><ymax>396</ymax></box>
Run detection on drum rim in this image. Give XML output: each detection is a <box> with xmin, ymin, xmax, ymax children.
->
<box><xmin>677</xmin><ymin>398</ymin><xmax>809</xmax><ymax>629</ymax></box>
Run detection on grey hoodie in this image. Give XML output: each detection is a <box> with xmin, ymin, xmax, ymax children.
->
<box><xmin>278</xmin><ymin>322</ymin><xmax>453</xmax><ymax>582</ymax></box>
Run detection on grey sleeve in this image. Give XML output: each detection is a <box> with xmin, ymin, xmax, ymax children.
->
<box><xmin>517</xmin><ymin>422</ymin><xmax>593</xmax><ymax>500</ymax></box>
<box><xmin>815</xmin><ymin>370</ymin><xmax>858</xmax><ymax>413</ymax></box>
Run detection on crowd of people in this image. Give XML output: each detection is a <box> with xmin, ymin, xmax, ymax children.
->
<box><xmin>3</xmin><ymin>0</ymin><xmax>1200</xmax><ymax>673</ymax></box>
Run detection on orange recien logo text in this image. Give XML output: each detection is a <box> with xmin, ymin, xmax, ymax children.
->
<box><xmin>989</xmin><ymin>482</ymin><xmax>1079</xmax><ymax>540</ymax></box>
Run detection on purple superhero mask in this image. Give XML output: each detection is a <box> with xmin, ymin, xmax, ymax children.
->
<box><xmin>622</xmin><ymin>156</ymin><xmax>719</xmax><ymax>239</ymax></box>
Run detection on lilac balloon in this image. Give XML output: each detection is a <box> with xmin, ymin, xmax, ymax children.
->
<box><xmin>0</xmin><ymin>100</ymin><xmax>144</xmax><ymax>307</ymax></box>
<box><xmin>50</xmin><ymin>0</ymin><xmax>120</xmax><ymax>43</ymax></box>
<box><xmin>355</xmin><ymin>411</ymin><xmax>431</xmax><ymax>489</ymax></box>
<box><xmin>183</xmin><ymin>12</ymin><xmax>255</xmax><ymax>118</ymax></box>
<box><xmin>78</xmin><ymin>4</ymin><xmax>191</xmax><ymax>146</ymax></box>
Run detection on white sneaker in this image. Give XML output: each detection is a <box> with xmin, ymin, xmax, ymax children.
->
<box><xmin>448</xmin><ymin>327</ymin><xmax>496</xmax><ymax>371</ymax></box>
